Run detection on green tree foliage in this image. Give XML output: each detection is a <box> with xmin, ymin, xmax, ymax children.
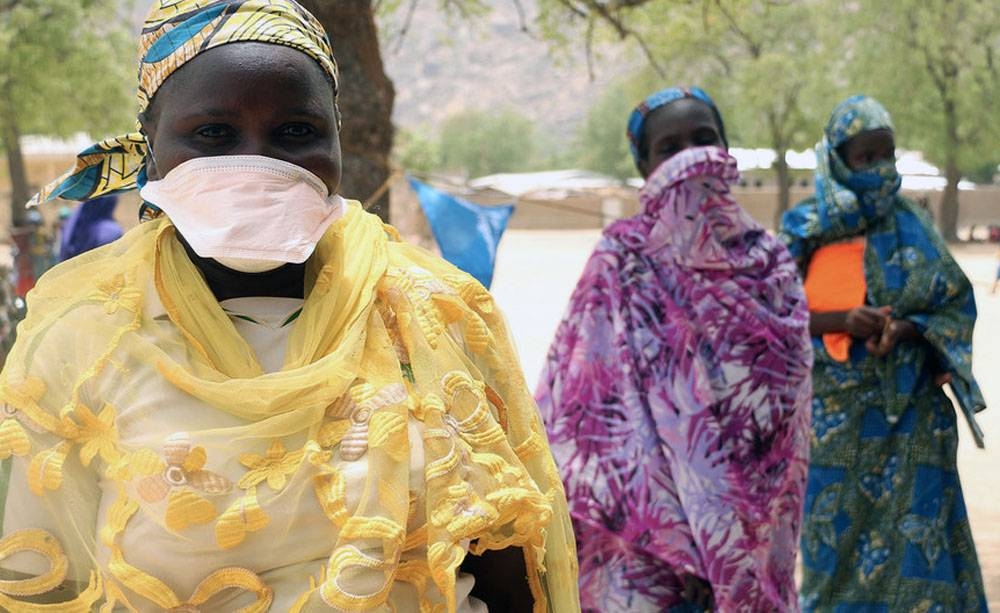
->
<box><xmin>574</xmin><ymin>71</ymin><xmax>659</xmax><ymax>179</ymax></box>
<box><xmin>965</xmin><ymin>161</ymin><xmax>998</xmax><ymax>186</ymax></box>
<box><xmin>0</xmin><ymin>0</ymin><xmax>135</xmax><ymax>224</ymax></box>
<box><xmin>393</xmin><ymin>126</ymin><xmax>441</xmax><ymax>173</ymax></box>
<box><xmin>847</xmin><ymin>0</ymin><xmax>1000</xmax><ymax>240</ymax></box>
<box><xmin>542</xmin><ymin>0</ymin><xmax>999</xmax><ymax>237</ymax></box>
<box><xmin>540</xmin><ymin>0</ymin><xmax>837</xmax><ymax>224</ymax></box>
<box><xmin>438</xmin><ymin>109</ymin><xmax>536</xmax><ymax>177</ymax></box>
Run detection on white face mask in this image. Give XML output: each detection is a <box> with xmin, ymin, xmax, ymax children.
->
<box><xmin>140</xmin><ymin>155</ymin><xmax>345</xmax><ymax>273</ymax></box>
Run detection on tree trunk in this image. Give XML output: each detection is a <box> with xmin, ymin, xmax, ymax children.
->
<box><xmin>939</xmin><ymin>99</ymin><xmax>961</xmax><ymax>242</ymax></box>
<box><xmin>767</xmin><ymin>107</ymin><xmax>792</xmax><ymax>230</ymax></box>
<box><xmin>298</xmin><ymin>0</ymin><xmax>395</xmax><ymax>222</ymax></box>
<box><xmin>940</xmin><ymin>159</ymin><xmax>961</xmax><ymax>242</ymax></box>
<box><xmin>1</xmin><ymin>86</ymin><xmax>30</xmax><ymax>227</ymax></box>
<box><xmin>773</xmin><ymin>149</ymin><xmax>791</xmax><ymax>230</ymax></box>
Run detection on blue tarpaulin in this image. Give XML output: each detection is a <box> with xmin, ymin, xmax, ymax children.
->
<box><xmin>407</xmin><ymin>177</ymin><xmax>514</xmax><ymax>288</ymax></box>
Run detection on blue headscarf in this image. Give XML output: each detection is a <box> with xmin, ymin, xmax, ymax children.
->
<box><xmin>626</xmin><ymin>86</ymin><xmax>727</xmax><ymax>169</ymax></box>
<box><xmin>59</xmin><ymin>196</ymin><xmax>123</xmax><ymax>261</ymax></box>
<box><xmin>805</xmin><ymin>95</ymin><xmax>902</xmax><ymax>243</ymax></box>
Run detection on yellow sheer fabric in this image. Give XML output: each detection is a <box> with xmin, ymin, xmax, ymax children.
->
<box><xmin>0</xmin><ymin>203</ymin><xmax>579</xmax><ymax>611</ymax></box>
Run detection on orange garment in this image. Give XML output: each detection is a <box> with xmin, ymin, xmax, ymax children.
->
<box><xmin>803</xmin><ymin>238</ymin><xmax>866</xmax><ymax>361</ymax></box>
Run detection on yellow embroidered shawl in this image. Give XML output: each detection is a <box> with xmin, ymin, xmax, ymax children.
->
<box><xmin>0</xmin><ymin>203</ymin><xmax>579</xmax><ymax>611</ymax></box>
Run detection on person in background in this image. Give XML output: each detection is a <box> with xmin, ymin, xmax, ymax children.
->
<box><xmin>58</xmin><ymin>195</ymin><xmax>124</xmax><ymax>261</ymax></box>
<box><xmin>780</xmin><ymin>95</ymin><xmax>987</xmax><ymax>611</ymax></box>
<box><xmin>536</xmin><ymin>86</ymin><xmax>812</xmax><ymax>612</ymax></box>
<box><xmin>0</xmin><ymin>263</ymin><xmax>18</xmax><ymax>370</ymax></box>
<box><xmin>52</xmin><ymin>205</ymin><xmax>72</xmax><ymax>264</ymax></box>
<box><xmin>0</xmin><ymin>1</ymin><xmax>579</xmax><ymax>610</ymax></box>
<box><xmin>25</xmin><ymin>208</ymin><xmax>54</xmax><ymax>285</ymax></box>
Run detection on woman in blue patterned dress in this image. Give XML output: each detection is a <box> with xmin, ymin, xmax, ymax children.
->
<box><xmin>780</xmin><ymin>95</ymin><xmax>987</xmax><ymax>611</ymax></box>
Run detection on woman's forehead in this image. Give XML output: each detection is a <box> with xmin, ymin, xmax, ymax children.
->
<box><xmin>149</xmin><ymin>43</ymin><xmax>334</xmax><ymax>116</ymax></box>
<box><xmin>645</xmin><ymin>99</ymin><xmax>719</xmax><ymax>137</ymax></box>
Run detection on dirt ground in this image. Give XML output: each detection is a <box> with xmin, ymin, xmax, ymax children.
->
<box><xmin>490</xmin><ymin>231</ymin><xmax>1000</xmax><ymax>606</ymax></box>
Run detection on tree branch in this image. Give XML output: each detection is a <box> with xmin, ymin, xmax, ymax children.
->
<box><xmin>553</xmin><ymin>0</ymin><xmax>588</xmax><ymax>19</ymax></box>
<box><xmin>709</xmin><ymin>46</ymin><xmax>733</xmax><ymax>76</ymax></box>
<box><xmin>584</xmin><ymin>16</ymin><xmax>596</xmax><ymax>80</ymax></box>
<box><xmin>713</xmin><ymin>0</ymin><xmax>762</xmax><ymax>57</ymax></box>
<box><xmin>442</xmin><ymin>0</ymin><xmax>486</xmax><ymax>20</ymax></box>
<box><xmin>554</xmin><ymin>0</ymin><xmax>667</xmax><ymax>77</ymax></box>
<box><xmin>902</xmin><ymin>9</ymin><xmax>949</xmax><ymax>98</ymax></box>
<box><xmin>391</xmin><ymin>0</ymin><xmax>421</xmax><ymax>53</ymax></box>
<box><xmin>510</xmin><ymin>0</ymin><xmax>530</xmax><ymax>33</ymax></box>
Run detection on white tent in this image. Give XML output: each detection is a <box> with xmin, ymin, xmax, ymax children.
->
<box><xmin>468</xmin><ymin>169</ymin><xmax>623</xmax><ymax>198</ymax></box>
<box><xmin>896</xmin><ymin>150</ymin><xmax>940</xmax><ymax>176</ymax></box>
<box><xmin>729</xmin><ymin>148</ymin><xmax>777</xmax><ymax>171</ymax></box>
<box><xmin>728</xmin><ymin>148</ymin><xmax>816</xmax><ymax>171</ymax></box>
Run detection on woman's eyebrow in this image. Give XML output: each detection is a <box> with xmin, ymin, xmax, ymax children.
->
<box><xmin>170</xmin><ymin>108</ymin><xmax>330</xmax><ymax>122</ymax></box>
<box><xmin>286</xmin><ymin>108</ymin><xmax>330</xmax><ymax>121</ymax></box>
<box><xmin>173</xmin><ymin>108</ymin><xmax>239</xmax><ymax>121</ymax></box>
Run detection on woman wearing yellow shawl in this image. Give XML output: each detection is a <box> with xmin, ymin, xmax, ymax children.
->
<box><xmin>0</xmin><ymin>1</ymin><xmax>578</xmax><ymax>611</ymax></box>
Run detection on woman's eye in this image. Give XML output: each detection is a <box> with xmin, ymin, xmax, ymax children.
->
<box><xmin>195</xmin><ymin>125</ymin><xmax>233</xmax><ymax>139</ymax></box>
<box><xmin>281</xmin><ymin>124</ymin><xmax>315</xmax><ymax>138</ymax></box>
<box><xmin>695</xmin><ymin>130</ymin><xmax>720</xmax><ymax>145</ymax></box>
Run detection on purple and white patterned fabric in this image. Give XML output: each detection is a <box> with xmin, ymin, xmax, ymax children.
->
<box><xmin>536</xmin><ymin>146</ymin><xmax>813</xmax><ymax>612</ymax></box>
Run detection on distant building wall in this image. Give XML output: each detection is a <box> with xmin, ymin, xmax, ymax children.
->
<box><xmin>741</xmin><ymin>187</ymin><xmax>1000</xmax><ymax>231</ymax></box>
<box><xmin>4</xmin><ymin>151</ymin><xmax>999</xmax><ymax>241</ymax></box>
<box><xmin>448</xmin><ymin>186</ymin><xmax>1000</xmax><ymax>233</ymax></box>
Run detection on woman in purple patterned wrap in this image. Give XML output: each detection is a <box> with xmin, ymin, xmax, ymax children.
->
<box><xmin>535</xmin><ymin>87</ymin><xmax>813</xmax><ymax>612</ymax></box>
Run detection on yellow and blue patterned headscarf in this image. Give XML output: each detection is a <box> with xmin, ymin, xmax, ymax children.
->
<box><xmin>812</xmin><ymin>95</ymin><xmax>901</xmax><ymax>231</ymax></box>
<box><xmin>29</xmin><ymin>0</ymin><xmax>338</xmax><ymax>209</ymax></box>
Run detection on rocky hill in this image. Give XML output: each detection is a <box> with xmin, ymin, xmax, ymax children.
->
<box><xmin>380</xmin><ymin>1</ymin><xmax>631</xmax><ymax>139</ymax></box>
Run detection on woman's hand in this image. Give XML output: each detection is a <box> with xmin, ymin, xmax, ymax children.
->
<box><xmin>681</xmin><ymin>573</ymin><xmax>714</xmax><ymax>611</ymax></box>
<box><xmin>845</xmin><ymin>306</ymin><xmax>892</xmax><ymax>338</ymax></box>
<box><xmin>866</xmin><ymin>318</ymin><xmax>919</xmax><ymax>357</ymax></box>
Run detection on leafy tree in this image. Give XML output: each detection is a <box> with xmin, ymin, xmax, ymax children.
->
<box><xmin>393</xmin><ymin>126</ymin><xmax>441</xmax><ymax>172</ymax></box>
<box><xmin>0</xmin><ymin>0</ymin><xmax>134</xmax><ymax>225</ymax></box>
<box><xmin>574</xmin><ymin>71</ymin><xmax>658</xmax><ymax>179</ymax></box>
<box><xmin>300</xmin><ymin>0</ymin><xmax>492</xmax><ymax>220</ymax></box>
<box><xmin>965</xmin><ymin>161</ymin><xmax>998</xmax><ymax>186</ymax></box>
<box><xmin>701</xmin><ymin>0</ymin><xmax>839</xmax><ymax>224</ymax></box>
<box><xmin>848</xmin><ymin>0</ymin><xmax>1000</xmax><ymax>240</ymax></box>
<box><xmin>438</xmin><ymin>109</ymin><xmax>536</xmax><ymax>177</ymax></box>
<box><xmin>539</xmin><ymin>0</ymin><xmax>837</xmax><ymax>225</ymax></box>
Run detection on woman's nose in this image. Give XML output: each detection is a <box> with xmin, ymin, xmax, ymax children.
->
<box><xmin>232</xmin><ymin>135</ymin><xmax>278</xmax><ymax>159</ymax></box>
